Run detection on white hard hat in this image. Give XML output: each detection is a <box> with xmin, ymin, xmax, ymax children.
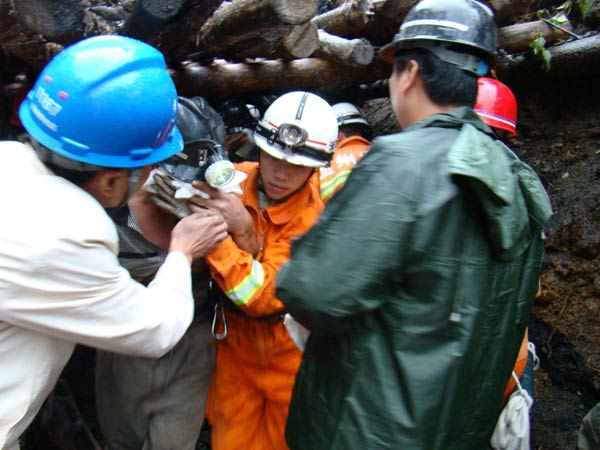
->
<box><xmin>332</xmin><ymin>102</ymin><xmax>370</xmax><ymax>128</ymax></box>
<box><xmin>253</xmin><ymin>91</ymin><xmax>338</xmax><ymax>168</ymax></box>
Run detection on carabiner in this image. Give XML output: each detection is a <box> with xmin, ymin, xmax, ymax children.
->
<box><xmin>211</xmin><ymin>302</ymin><xmax>228</xmax><ymax>340</ymax></box>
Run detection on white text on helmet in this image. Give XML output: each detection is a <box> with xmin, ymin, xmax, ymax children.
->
<box><xmin>31</xmin><ymin>102</ymin><xmax>58</xmax><ymax>132</ymax></box>
<box><xmin>35</xmin><ymin>86</ymin><xmax>63</xmax><ymax>116</ymax></box>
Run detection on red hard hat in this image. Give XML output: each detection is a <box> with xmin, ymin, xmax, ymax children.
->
<box><xmin>474</xmin><ymin>77</ymin><xmax>517</xmax><ymax>137</ymax></box>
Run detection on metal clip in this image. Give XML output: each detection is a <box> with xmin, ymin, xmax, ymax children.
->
<box><xmin>211</xmin><ymin>302</ymin><xmax>228</xmax><ymax>340</ymax></box>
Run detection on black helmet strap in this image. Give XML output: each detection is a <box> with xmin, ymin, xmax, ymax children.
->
<box><xmin>412</xmin><ymin>41</ymin><xmax>488</xmax><ymax>76</ymax></box>
<box><xmin>254</xmin><ymin>123</ymin><xmax>332</xmax><ymax>163</ymax></box>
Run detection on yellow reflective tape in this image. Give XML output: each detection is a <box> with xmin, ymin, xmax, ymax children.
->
<box><xmin>320</xmin><ymin>170</ymin><xmax>351</xmax><ymax>201</ymax></box>
<box><xmin>225</xmin><ymin>260</ymin><xmax>265</xmax><ymax>305</ymax></box>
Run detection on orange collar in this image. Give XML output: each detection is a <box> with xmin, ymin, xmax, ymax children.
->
<box><xmin>235</xmin><ymin>161</ymin><xmax>319</xmax><ymax>226</ymax></box>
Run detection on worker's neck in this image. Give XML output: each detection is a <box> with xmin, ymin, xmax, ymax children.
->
<box><xmin>401</xmin><ymin>98</ymin><xmax>461</xmax><ymax>130</ymax></box>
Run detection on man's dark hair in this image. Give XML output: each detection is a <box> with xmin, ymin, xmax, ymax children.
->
<box><xmin>340</xmin><ymin>123</ymin><xmax>373</xmax><ymax>141</ymax></box>
<box><xmin>43</xmin><ymin>162</ymin><xmax>99</xmax><ymax>187</ymax></box>
<box><xmin>393</xmin><ymin>48</ymin><xmax>478</xmax><ymax>107</ymax></box>
<box><xmin>29</xmin><ymin>138</ymin><xmax>99</xmax><ymax>187</ymax></box>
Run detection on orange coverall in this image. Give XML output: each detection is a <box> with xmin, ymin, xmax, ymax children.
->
<box><xmin>503</xmin><ymin>329</ymin><xmax>529</xmax><ymax>402</ymax></box>
<box><xmin>205</xmin><ymin>161</ymin><xmax>323</xmax><ymax>450</ymax></box>
<box><xmin>319</xmin><ymin>135</ymin><xmax>370</xmax><ymax>203</ymax></box>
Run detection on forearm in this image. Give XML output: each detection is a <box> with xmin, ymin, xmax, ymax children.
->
<box><xmin>206</xmin><ymin>238</ymin><xmax>285</xmax><ymax>316</ymax></box>
<box><xmin>3</xmin><ymin>250</ymin><xmax>194</xmax><ymax>358</ymax></box>
<box><xmin>82</xmin><ymin>251</ymin><xmax>194</xmax><ymax>356</ymax></box>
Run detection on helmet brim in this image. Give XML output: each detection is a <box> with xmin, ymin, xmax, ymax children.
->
<box><xmin>379</xmin><ymin>42</ymin><xmax>398</xmax><ymax>64</ymax></box>
<box><xmin>253</xmin><ymin>133</ymin><xmax>327</xmax><ymax>168</ymax></box>
<box><xmin>475</xmin><ymin>110</ymin><xmax>517</xmax><ymax>137</ymax></box>
<box><xmin>379</xmin><ymin>38</ymin><xmax>497</xmax><ymax>67</ymax></box>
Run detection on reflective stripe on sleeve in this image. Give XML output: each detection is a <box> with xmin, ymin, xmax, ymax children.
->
<box><xmin>320</xmin><ymin>170</ymin><xmax>352</xmax><ymax>201</ymax></box>
<box><xmin>225</xmin><ymin>259</ymin><xmax>265</xmax><ymax>305</ymax></box>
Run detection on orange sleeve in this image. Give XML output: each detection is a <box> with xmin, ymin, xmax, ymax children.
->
<box><xmin>205</xmin><ymin>233</ymin><xmax>292</xmax><ymax>318</ymax></box>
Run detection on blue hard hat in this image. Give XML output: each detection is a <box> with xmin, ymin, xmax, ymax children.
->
<box><xmin>19</xmin><ymin>35</ymin><xmax>183</xmax><ymax>168</ymax></box>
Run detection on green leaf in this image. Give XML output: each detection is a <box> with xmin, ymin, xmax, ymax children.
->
<box><xmin>530</xmin><ymin>36</ymin><xmax>552</xmax><ymax>71</ymax></box>
<box><xmin>578</xmin><ymin>0</ymin><xmax>594</xmax><ymax>17</ymax></box>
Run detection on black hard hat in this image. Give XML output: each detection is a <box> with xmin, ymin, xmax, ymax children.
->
<box><xmin>176</xmin><ymin>96</ymin><xmax>226</xmax><ymax>145</ymax></box>
<box><xmin>161</xmin><ymin>96</ymin><xmax>234</xmax><ymax>186</ymax></box>
<box><xmin>379</xmin><ymin>0</ymin><xmax>498</xmax><ymax>72</ymax></box>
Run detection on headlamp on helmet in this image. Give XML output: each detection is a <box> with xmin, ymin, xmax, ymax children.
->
<box><xmin>278</xmin><ymin>123</ymin><xmax>308</xmax><ymax>147</ymax></box>
<box><xmin>254</xmin><ymin>122</ymin><xmax>332</xmax><ymax>165</ymax></box>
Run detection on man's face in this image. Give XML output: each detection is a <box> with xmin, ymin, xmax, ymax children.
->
<box><xmin>259</xmin><ymin>150</ymin><xmax>314</xmax><ymax>201</ymax></box>
<box><xmin>82</xmin><ymin>168</ymin><xmax>132</xmax><ymax>209</ymax></box>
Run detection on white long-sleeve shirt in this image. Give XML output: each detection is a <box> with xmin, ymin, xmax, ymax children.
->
<box><xmin>0</xmin><ymin>141</ymin><xmax>194</xmax><ymax>450</ymax></box>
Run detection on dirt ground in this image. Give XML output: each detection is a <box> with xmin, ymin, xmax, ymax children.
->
<box><xmin>510</xmin><ymin>74</ymin><xmax>600</xmax><ymax>450</ymax></box>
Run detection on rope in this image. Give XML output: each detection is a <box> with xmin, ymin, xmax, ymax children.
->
<box><xmin>528</xmin><ymin>341</ymin><xmax>540</xmax><ymax>370</ymax></box>
<box><xmin>490</xmin><ymin>371</ymin><xmax>534</xmax><ymax>450</ymax></box>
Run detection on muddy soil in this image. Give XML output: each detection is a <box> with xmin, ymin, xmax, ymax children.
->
<box><xmin>510</xmin><ymin>74</ymin><xmax>600</xmax><ymax>450</ymax></box>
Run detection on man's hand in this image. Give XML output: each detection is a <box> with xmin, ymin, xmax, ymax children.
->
<box><xmin>169</xmin><ymin>209</ymin><xmax>228</xmax><ymax>263</ymax></box>
<box><xmin>151</xmin><ymin>172</ymin><xmax>192</xmax><ymax>219</ymax></box>
<box><xmin>190</xmin><ymin>181</ymin><xmax>258</xmax><ymax>255</ymax></box>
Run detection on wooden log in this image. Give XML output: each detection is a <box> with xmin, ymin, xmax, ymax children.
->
<box><xmin>317</xmin><ymin>78</ymin><xmax>390</xmax><ymax>104</ymax></box>
<box><xmin>498</xmin><ymin>34</ymin><xmax>600</xmax><ymax>82</ymax></box>
<box><xmin>483</xmin><ymin>0</ymin><xmax>530</xmax><ymax>24</ymax></box>
<box><xmin>281</xmin><ymin>22</ymin><xmax>320</xmax><ymax>57</ymax></box>
<box><xmin>224</xmin><ymin>22</ymin><xmax>320</xmax><ymax>60</ymax></box>
<box><xmin>199</xmin><ymin>0</ymin><xmax>319</xmax><ymax>50</ymax></box>
<box><xmin>314</xmin><ymin>29</ymin><xmax>374</xmax><ymax>66</ymax></box>
<box><xmin>149</xmin><ymin>0</ymin><xmax>223</xmax><ymax>63</ymax></box>
<box><xmin>311</xmin><ymin>0</ymin><xmax>572</xmax><ymax>44</ymax></box>
<box><xmin>0</xmin><ymin>1</ymin><xmax>63</xmax><ymax>71</ymax></box>
<box><xmin>123</xmin><ymin>0</ymin><xmax>188</xmax><ymax>42</ymax></box>
<box><xmin>2</xmin><ymin>0</ymin><xmax>130</xmax><ymax>68</ymax></box>
<box><xmin>315</xmin><ymin>0</ymin><xmax>417</xmax><ymax>44</ymax></box>
<box><xmin>311</xmin><ymin>0</ymin><xmax>373</xmax><ymax>37</ymax></box>
<box><xmin>171</xmin><ymin>57</ymin><xmax>392</xmax><ymax>98</ymax></box>
<box><xmin>372</xmin><ymin>0</ymin><xmax>418</xmax><ymax>21</ymax></box>
<box><xmin>12</xmin><ymin>0</ymin><xmax>86</xmax><ymax>40</ymax></box>
<box><xmin>498</xmin><ymin>19</ymin><xmax>575</xmax><ymax>55</ymax></box>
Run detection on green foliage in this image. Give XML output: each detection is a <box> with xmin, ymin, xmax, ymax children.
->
<box><xmin>530</xmin><ymin>35</ymin><xmax>552</xmax><ymax>71</ymax></box>
<box><xmin>530</xmin><ymin>0</ymin><xmax>576</xmax><ymax>71</ymax></box>
<box><xmin>578</xmin><ymin>0</ymin><xmax>594</xmax><ymax>16</ymax></box>
<box><xmin>535</xmin><ymin>2</ymin><xmax>571</xmax><ymax>23</ymax></box>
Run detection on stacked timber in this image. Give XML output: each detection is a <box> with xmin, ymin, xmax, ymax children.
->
<box><xmin>0</xmin><ymin>0</ymin><xmax>598</xmax><ymax>98</ymax></box>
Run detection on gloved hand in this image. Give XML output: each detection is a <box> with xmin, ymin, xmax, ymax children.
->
<box><xmin>150</xmin><ymin>171</ymin><xmax>192</xmax><ymax>219</ymax></box>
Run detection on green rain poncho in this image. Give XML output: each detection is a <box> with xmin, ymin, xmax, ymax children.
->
<box><xmin>276</xmin><ymin>107</ymin><xmax>552</xmax><ymax>450</ymax></box>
